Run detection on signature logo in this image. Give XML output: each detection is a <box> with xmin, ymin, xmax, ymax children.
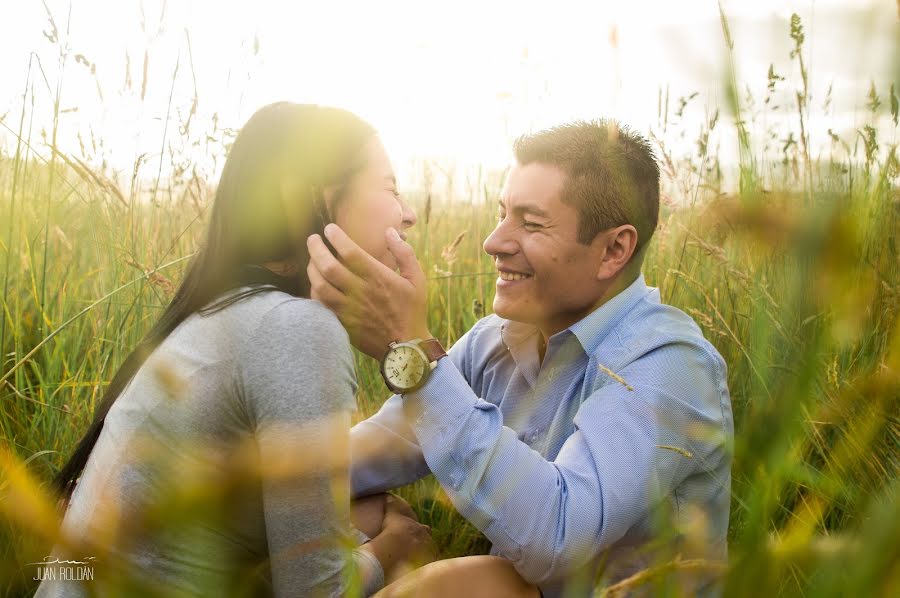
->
<box><xmin>26</xmin><ymin>556</ymin><xmax>97</xmax><ymax>566</ymax></box>
<box><xmin>27</xmin><ymin>556</ymin><xmax>97</xmax><ymax>582</ymax></box>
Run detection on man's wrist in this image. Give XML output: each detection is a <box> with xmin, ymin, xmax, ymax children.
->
<box><xmin>412</xmin><ymin>329</ymin><xmax>433</xmax><ymax>342</ymax></box>
<box><xmin>388</xmin><ymin>329</ymin><xmax>431</xmax><ymax>345</ymax></box>
<box><xmin>379</xmin><ymin>334</ymin><xmax>445</xmax><ymax>395</ymax></box>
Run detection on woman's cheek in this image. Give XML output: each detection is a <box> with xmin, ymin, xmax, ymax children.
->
<box><xmin>378</xmin><ymin>193</ymin><xmax>403</xmax><ymax>227</ymax></box>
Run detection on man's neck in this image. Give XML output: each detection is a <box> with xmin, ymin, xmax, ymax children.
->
<box><xmin>537</xmin><ymin>270</ymin><xmax>641</xmax><ymax>352</ymax></box>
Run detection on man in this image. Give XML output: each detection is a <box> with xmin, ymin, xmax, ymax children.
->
<box><xmin>307</xmin><ymin>120</ymin><xmax>733</xmax><ymax>597</ymax></box>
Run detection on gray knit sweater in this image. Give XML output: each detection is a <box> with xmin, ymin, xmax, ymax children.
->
<box><xmin>34</xmin><ymin>287</ymin><xmax>382</xmax><ymax>597</ymax></box>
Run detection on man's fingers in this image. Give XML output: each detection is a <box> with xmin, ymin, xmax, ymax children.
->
<box><xmin>323</xmin><ymin>223</ymin><xmax>392</xmax><ymax>278</ymax></box>
<box><xmin>307</xmin><ymin>233</ymin><xmax>361</xmax><ymax>292</ymax></box>
<box><xmin>385</xmin><ymin>228</ymin><xmax>425</xmax><ymax>286</ymax></box>
<box><xmin>307</xmin><ymin>260</ymin><xmax>347</xmax><ymax>310</ymax></box>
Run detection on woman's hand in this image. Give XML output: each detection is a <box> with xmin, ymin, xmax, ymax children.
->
<box><xmin>351</xmin><ymin>493</ymin><xmax>387</xmax><ymax>539</ymax></box>
<box><xmin>361</xmin><ymin>494</ymin><xmax>436</xmax><ymax>584</ymax></box>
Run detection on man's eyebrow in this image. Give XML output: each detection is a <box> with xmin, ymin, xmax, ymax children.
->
<box><xmin>498</xmin><ymin>199</ymin><xmax>549</xmax><ymax>218</ymax></box>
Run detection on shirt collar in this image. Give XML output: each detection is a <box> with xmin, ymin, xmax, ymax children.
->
<box><xmin>500</xmin><ymin>317</ymin><xmax>542</xmax><ymax>387</ymax></box>
<box><xmin>568</xmin><ymin>273</ymin><xmax>650</xmax><ymax>356</ymax></box>
<box><xmin>500</xmin><ymin>273</ymin><xmax>651</xmax><ymax>379</ymax></box>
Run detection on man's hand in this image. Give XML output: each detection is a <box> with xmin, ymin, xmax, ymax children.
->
<box><xmin>307</xmin><ymin>224</ymin><xmax>431</xmax><ymax>360</ymax></box>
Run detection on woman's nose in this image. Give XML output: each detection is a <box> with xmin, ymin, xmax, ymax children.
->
<box><xmin>400</xmin><ymin>198</ymin><xmax>417</xmax><ymax>229</ymax></box>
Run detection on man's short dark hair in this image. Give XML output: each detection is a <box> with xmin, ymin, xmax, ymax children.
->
<box><xmin>513</xmin><ymin>119</ymin><xmax>660</xmax><ymax>260</ymax></box>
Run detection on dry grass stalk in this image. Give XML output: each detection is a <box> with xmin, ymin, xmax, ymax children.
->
<box><xmin>57</xmin><ymin>151</ymin><xmax>128</xmax><ymax>208</ymax></box>
<box><xmin>597</xmin><ymin>556</ymin><xmax>727</xmax><ymax>597</ymax></box>
<box><xmin>597</xmin><ymin>364</ymin><xmax>634</xmax><ymax>391</ymax></box>
<box><xmin>440</xmin><ymin>230</ymin><xmax>467</xmax><ymax>265</ymax></box>
<box><xmin>124</xmin><ymin>258</ymin><xmax>176</xmax><ymax>294</ymax></box>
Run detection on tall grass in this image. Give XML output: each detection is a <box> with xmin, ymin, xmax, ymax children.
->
<box><xmin>1</xmin><ymin>8</ymin><xmax>899</xmax><ymax>598</ymax></box>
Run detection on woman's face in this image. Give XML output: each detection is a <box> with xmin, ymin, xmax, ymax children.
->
<box><xmin>332</xmin><ymin>137</ymin><xmax>417</xmax><ymax>269</ymax></box>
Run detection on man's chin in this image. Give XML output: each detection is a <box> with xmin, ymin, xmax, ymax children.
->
<box><xmin>492</xmin><ymin>301</ymin><xmax>531</xmax><ymax>324</ymax></box>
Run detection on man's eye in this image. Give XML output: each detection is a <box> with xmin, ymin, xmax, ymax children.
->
<box><xmin>390</xmin><ymin>188</ymin><xmax>401</xmax><ymax>199</ymax></box>
<box><xmin>523</xmin><ymin>221</ymin><xmax>543</xmax><ymax>230</ymax></box>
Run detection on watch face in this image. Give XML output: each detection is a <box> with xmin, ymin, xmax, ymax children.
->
<box><xmin>383</xmin><ymin>344</ymin><xmax>428</xmax><ymax>391</ymax></box>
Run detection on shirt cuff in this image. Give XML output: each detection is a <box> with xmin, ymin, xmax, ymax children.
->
<box><xmin>351</xmin><ymin>525</ymin><xmax>371</xmax><ymax>545</ymax></box>
<box><xmin>352</xmin><ymin>547</ymin><xmax>385</xmax><ymax>597</ymax></box>
<box><xmin>401</xmin><ymin>357</ymin><xmax>479</xmax><ymax>442</ymax></box>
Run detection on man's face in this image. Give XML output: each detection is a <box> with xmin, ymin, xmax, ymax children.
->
<box><xmin>483</xmin><ymin>162</ymin><xmax>610</xmax><ymax>338</ymax></box>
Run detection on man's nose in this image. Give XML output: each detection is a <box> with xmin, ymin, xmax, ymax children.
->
<box><xmin>483</xmin><ymin>219</ymin><xmax>518</xmax><ymax>257</ymax></box>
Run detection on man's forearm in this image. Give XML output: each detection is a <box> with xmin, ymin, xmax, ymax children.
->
<box><xmin>350</xmin><ymin>396</ymin><xmax>431</xmax><ymax>497</ymax></box>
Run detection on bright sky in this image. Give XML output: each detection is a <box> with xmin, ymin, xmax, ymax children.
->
<box><xmin>0</xmin><ymin>0</ymin><xmax>896</xmax><ymax>189</ymax></box>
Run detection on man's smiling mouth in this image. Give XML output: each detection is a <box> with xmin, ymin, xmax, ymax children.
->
<box><xmin>497</xmin><ymin>267</ymin><xmax>533</xmax><ymax>282</ymax></box>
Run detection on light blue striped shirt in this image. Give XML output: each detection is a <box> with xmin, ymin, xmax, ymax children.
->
<box><xmin>351</xmin><ymin>273</ymin><xmax>733</xmax><ymax>596</ymax></box>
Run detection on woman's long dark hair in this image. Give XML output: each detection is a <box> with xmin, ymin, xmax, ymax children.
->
<box><xmin>53</xmin><ymin>102</ymin><xmax>376</xmax><ymax>498</ymax></box>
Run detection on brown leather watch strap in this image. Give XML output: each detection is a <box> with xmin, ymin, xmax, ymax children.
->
<box><xmin>418</xmin><ymin>338</ymin><xmax>448</xmax><ymax>363</ymax></box>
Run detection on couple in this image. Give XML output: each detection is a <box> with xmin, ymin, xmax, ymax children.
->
<box><xmin>37</xmin><ymin>102</ymin><xmax>733</xmax><ymax>597</ymax></box>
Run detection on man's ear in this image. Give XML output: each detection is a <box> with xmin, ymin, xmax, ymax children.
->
<box><xmin>595</xmin><ymin>225</ymin><xmax>639</xmax><ymax>281</ymax></box>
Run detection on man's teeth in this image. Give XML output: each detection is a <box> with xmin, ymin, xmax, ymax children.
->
<box><xmin>498</xmin><ymin>271</ymin><xmax>531</xmax><ymax>281</ymax></box>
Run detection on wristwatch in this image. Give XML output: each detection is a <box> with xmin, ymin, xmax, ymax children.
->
<box><xmin>380</xmin><ymin>338</ymin><xmax>447</xmax><ymax>394</ymax></box>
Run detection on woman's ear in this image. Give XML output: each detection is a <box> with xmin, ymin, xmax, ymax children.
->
<box><xmin>279</xmin><ymin>176</ymin><xmax>308</xmax><ymax>245</ymax></box>
<box><xmin>321</xmin><ymin>184</ymin><xmax>343</xmax><ymax>223</ymax></box>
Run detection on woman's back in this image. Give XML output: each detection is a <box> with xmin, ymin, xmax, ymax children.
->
<box><xmin>36</xmin><ymin>288</ymin><xmax>359</xmax><ymax>597</ymax></box>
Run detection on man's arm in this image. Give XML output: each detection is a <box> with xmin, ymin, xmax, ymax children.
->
<box><xmin>401</xmin><ymin>341</ymin><xmax>728</xmax><ymax>584</ymax></box>
<box><xmin>350</xmin><ymin>329</ymin><xmax>474</xmax><ymax>497</ymax></box>
<box><xmin>351</xmin><ymin>396</ymin><xmax>428</xmax><ymax>497</ymax></box>
<box><xmin>305</xmin><ymin>225</ymin><xmax>729</xmax><ymax>583</ymax></box>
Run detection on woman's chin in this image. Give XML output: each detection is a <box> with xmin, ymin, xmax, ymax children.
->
<box><xmin>381</xmin><ymin>253</ymin><xmax>399</xmax><ymax>271</ymax></box>
<box><xmin>352</xmin><ymin>239</ymin><xmax>397</xmax><ymax>270</ymax></box>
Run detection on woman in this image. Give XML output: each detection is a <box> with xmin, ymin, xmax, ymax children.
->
<box><xmin>37</xmin><ymin>102</ymin><xmax>428</xmax><ymax>597</ymax></box>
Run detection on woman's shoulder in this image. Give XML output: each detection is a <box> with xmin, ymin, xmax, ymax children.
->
<box><xmin>222</xmin><ymin>289</ymin><xmax>349</xmax><ymax>354</ymax></box>
<box><xmin>259</xmin><ymin>294</ymin><xmax>345</xmax><ymax>338</ymax></box>
<box><xmin>234</xmin><ymin>291</ymin><xmax>358</xmax><ymax>418</ymax></box>
<box><xmin>213</xmin><ymin>287</ymin><xmax>341</xmax><ymax>331</ymax></box>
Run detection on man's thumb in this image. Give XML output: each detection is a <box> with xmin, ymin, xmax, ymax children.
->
<box><xmin>386</xmin><ymin>228</ymin><xmax>422</xmax><ymax>283</ymax></box>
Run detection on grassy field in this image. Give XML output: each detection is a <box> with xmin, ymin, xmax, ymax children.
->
<box><xmin>2</xmin><ymin>12</ymin><xmax>899</xmax><ymax>598</ymax></box>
